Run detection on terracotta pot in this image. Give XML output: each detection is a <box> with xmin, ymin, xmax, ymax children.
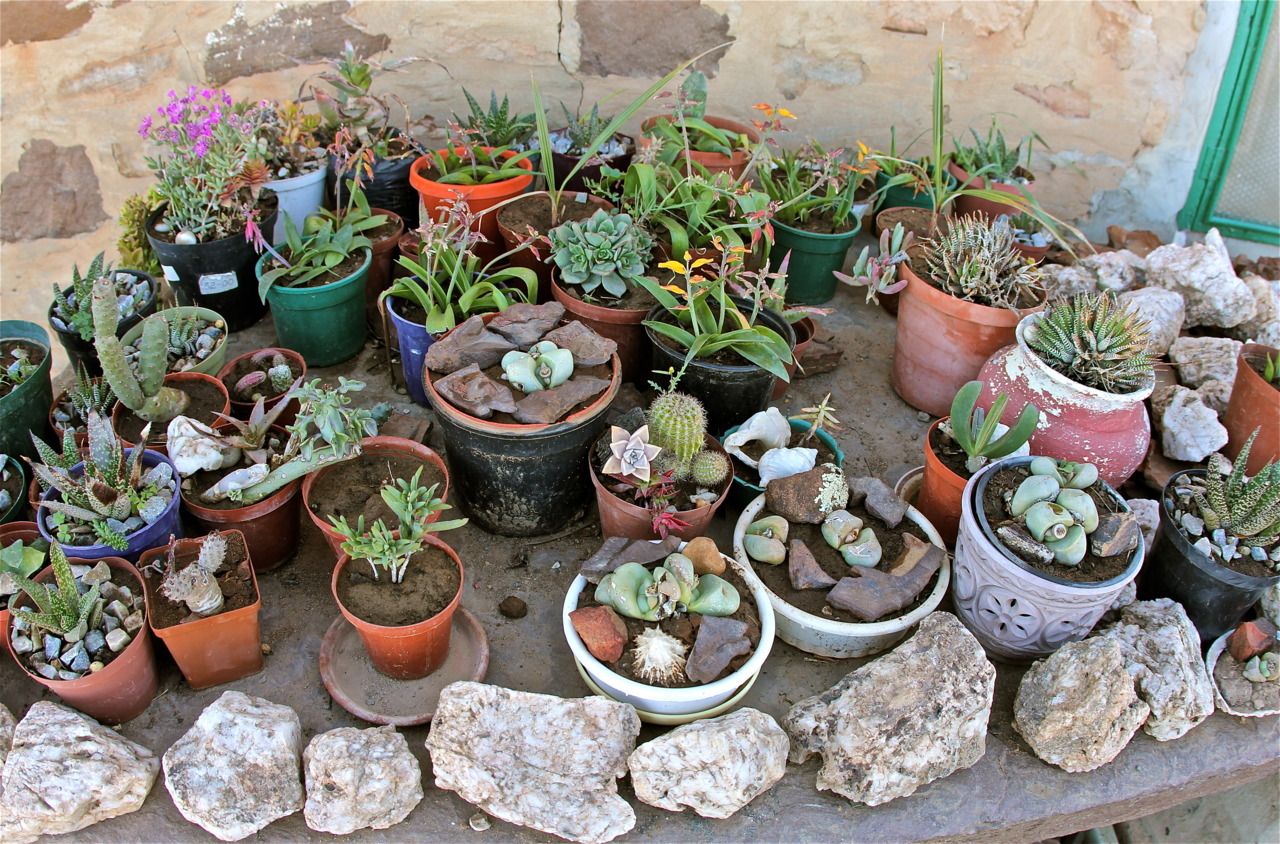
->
<box><xmin>303</xmin><ymin>436</ymin><xmax>450</xmax><ymax>558</ymax></box>
<box><xmin>216</xmin><ymin>347</ymin><xmax>306</xmax><ymax>428</ymax></box>
<box><xmin>180</xmin><ymin>423</ymin><xmax>302</xmax><ymax>573</ymax></box>
<box><xmin>551</xmin><ymin>275</ymin><xmax>650</xmax><ymax>385</ymax></box>
<box><xmin>948</xmin><ymin>162</ymin><xmax>1037</xmax><ymax>221</ymax></box>
<box><xmin>549</xmin><ymin>133</ymin><xmax>633</xmax><ymax>194</ymax></box>
<box><xmin>0</xmin><ymin>521</ymin><xmax>42</xmax><ymax>628</ymax></box>
<box><xmin>410</xmin><ymin>148</ymin><xmax>534</xmax><ymax>264</ymax></box>
<box><xmin>111</xmin><ymin>371</ymin><xmax>231</xmax><ymax>456</ymax></box>
<box><xmin>4</xmin><ymin>556</ymin><xmax>158</xmax><ymax>724</ymax></box>
<box><xmin>771</xmin><ymin>316</ymin><xmax>814</xmax><ymax>400</ymax></box>
<box><xmin>499</xmin><ymin>193</ymin><xmax>614</xmax><ymax>302</ymax></box>
<box><xmin>914</xmin><ymin>417</ymin><xmax>967</xmax><ymax>546</ymax></box>
<box><xmin>891</xmin><ymin>264</ymin><xmax>1041</xmax><ymax>418</ymax></box>
<box><xmin>332</xmin><ymin>533</ymin><xmax>463</xmax><ymax>679</ymax></box>
<box><xmin>1013</xmin><ymin>241</ymin><xmax>1050</xmax><ymax>264</ymax></box>
<box><xmin>1223</xmin><ymin>344</ymin><xmax>1279</xmax><ymax>476</ymax></box>
<box><xmin>363</xmin><ymin>207</ymin><xmax>406</xmax><ymax>339</ymax></box>
<box><xmin>638</xmin><ymin>115</ymin><xmax>763</xmax><ymax>179</ymax></box>
<box><xmin>976</xmin><ymin>314</ymin><xmax>1154</xmax><ymax>487</ymax></box>
<box><xmin>139</xmin><ymin>530</ymin><xmax>263</xmax><ymax>689</ymax></box>
<box><xmin>591</xmin><ymin>435</ymin><xmax>732</xmax><ymax>541</ymax></box>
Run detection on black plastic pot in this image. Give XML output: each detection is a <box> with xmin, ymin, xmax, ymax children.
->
<box><xmin>47</xmin><ymin>270</ymin><xmax>159</xmax><ymax>377</ymax></box>
<box><xmin>549</xmin><ymin>133</ymin><xmax>633</xmax><ymax>197</ymax></box>
<box><xmin>1140</xmin><ymin>469</ymin><xmax>1280</xmax><ymax>643</ymax></box>
<box><xmin>146</xmin><ymin>204</ymin><xmax>277</xmax><ymax>332</ymax></box>
<box><xmin>329</xmin><ymin>153</ymin><xmax>419</xmax><ymax>230</ymax></box>
<box><xmin>646</xmin><ymin>298</ymin><xmax>796</xmax><ymax>438</ymax></box>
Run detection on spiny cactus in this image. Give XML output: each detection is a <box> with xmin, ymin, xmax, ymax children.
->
<box><xmin>651</xmin><ymin>451</ymin><xmax>690</xmax><ymax>482</ymax></box>
<box><xmin>1026</xmin><ymin>292</ymin><xmax>1154</xmax><ymax>394</ymax></box>
<box><xmin>159</xmin><ymin>532</ymin><xmax>227</xmax><ymax>617</ymax></box>
<box><xmin>646</xmin><ymin>392</ymin><xmax>707</xmax><ymax>469</ymax></box>
<box><xmin>689</xmin><ymin>449</ymin><xmax>729</xmax><ymax>487</ymax></box>
<box><xmin>92</xmin><ymin>273</ymin><xmax>189</xmax><ymax>424</ymax></box>
<box><xmin>1193</xmin><ymin>431</ymin><xmax>1280</xmax><ymax>549</ymax></box>
<box><xmin>923</xmin><ymin>213</ymin><xmax>1044</xmax><ymax>309</ymax></box>
<box><xmin>549</xmin><ymin>209</ymin><xmax>654</xmax><ymax>299</ymax></box>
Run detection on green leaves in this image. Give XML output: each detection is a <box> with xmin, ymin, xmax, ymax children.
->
<box><xmin>949</xmin><ymin>380</ymin><xmax>1039</xmax><ymax>469</ymax></box>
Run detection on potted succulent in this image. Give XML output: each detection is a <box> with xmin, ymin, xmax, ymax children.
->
<box><xmin>1142</xmin><ymin>434</ymin><xmax>1280</xmax><ymax>643</ymax></box>
<box><xmin>422</xmin><ymin>303</ymin><xmax>621</xmax><ymax>536</ymax></box>
<box><xmin>32</xmin><ymin>413</ymin><xmax>182</xmax><ymax>563</ymax></box>
<box><xmin>328</xmin><ymin>467</ymin><xmax>468</xmax><ymax>679</ymax></box>
<box><xmin>1003</xmin><ymin>211</ymin><xmax>1053</xmax><ymax>263</ymax></box>
<box><xmin>591</xmin><ymin>391</ymin><xmax>733</xmax><ymax>541</ymax></box>
<box><xmin>172</xmin><ymin>378</ymin><xmax>380</xmax><ymax>571</ymax></box>
<box><xmin>953</xmin><ymin>455</ymin><xmax>1145</xmax><ymax>661</ymax></box>
<box><xmin>1205</xmin><ymin>620</ymin><xmax>1280</xmax><ymax>718</ymax></box>
<box><xmin>638</xmin><ymin>248</ymin><xmax>795</xmax><ymax>436</ymax></box>
<box><xmin>0</xmin><ymin>320</ymin><xmax>53</xmax><ymax>463</ymax></box>
<box><xmin>255</xmin><ymin>99</ymin><xmax>328</xmax><ymax>243</ymax></box>
<box><xmin>216</xmin><ymin>347</ymin><xmax>307</xmax><ymax>425</ymax></box>
<box><xmin>0</xmin><ymin>524</ymin><xmax>45</xmax><ymax>619</ymax></box>
<box><xmin>0</xmin><ymin>454</ymin><xmax>30</xmax><ymax>526</ymax></box>
<box><xmin>452</xmin><ymin>88</ymin><xmax>535</xmax><ymax>151</ymax></box>
<box><xmin>976</xmin><ymin>292</ymin><xmax>1155</xmax><ymax>486</ymax></box>
<box><xmin>4</xmin><ymin>543</ymin><xmax>159</xmax><ymax>723</ymax></box>
<box><xmin>915</xmin><ymin>381</ymin><xmax>1039</xmax><ymax>546</ymax></box>
<box><xmin>564</xmin><ymin>539</ymin><xmax>775</xmax><ymax>719</ymax></box>
<box><xmin>1223</xmin><ymin>345</ymin><xmax>1279</xmax><ymax>475</ymax></box>
<box><xmin>48</xmin><ymin>252</ymin><xmax>159</xmax><ymax>377</ymax></box>
<box><xmin>117</xmin><ymin>305</ymin><xmax>229</xmax><ymax>377</ymax></box>
<box><xmin>639</xmin><ymin>71</ymin><xmax>763</xmax><ymax>180</ymax></box>
<box><xmin>50</xmin><ymin>367</ymin><xmax>116</xmax><ymax>448</ymax></box>
<box><xmin>541</xmin><ymin>102</ymin><xmax>634</xmax><ymax>195</ymax></box>
<box><xmin>835</xmin><ymin>221</ymin><xmax>915</xmax><ymax>316</ymax></box>
<box><xmin>140</xmin><ymin>86</ymin><xmax>275</xmax><ymax>330</ymax></box>
<box><xmin>256</xmin><ymin>182</ymin><xmax>383</xmax><ymax>367</ymax></box>
<box><xmin>948</xmin><ymin>121</ymin><xmax>1039</xmax><ymax>221</ymax></box>
<box><xmin>892</xmin><ymin>212</ymin><xmax>1045</xmax><ymax>417</ymax></box>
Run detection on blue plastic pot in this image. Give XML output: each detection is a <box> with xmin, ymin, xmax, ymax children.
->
<box><xmin>386</xmin><ymin>294</ymin><xmax>435</xmax><ymax>406</ymax></box>
<box><xmin>37</xmin><ymin>449</ymin><xmax>183</xmax><ymax>563</ymax></box>
<box><xmin>721</xmin><ymin>418</ymin><xmax>845</xmax><ymax>511</ymax></box>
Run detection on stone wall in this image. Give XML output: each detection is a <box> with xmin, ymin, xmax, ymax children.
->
<box><xmin>0</xmin><ymin>0</ymin><xmax>1238</xmax><ymax>345</ymax></box>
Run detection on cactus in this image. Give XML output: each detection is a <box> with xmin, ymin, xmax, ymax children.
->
<box><xmin>689</xmin><ymin>449</ymin><xmax>729</xmax><ymax>487</ymax></box>
<box><xmin>548</xmin><ymin>209</ymin><xmax>654</xmax><ymax>299</ymax></box>
<box><xmin>159</xmin><ymin>532</ymin><xmax>226</xmax><ymax>617</ymax></box>
<box><xmin>1192</xmin><ymin>430</ymin><xmax>1280</xmax><ymax>550</ymax></box>
<box><xmin>8</xmin><ymin>543</ymin><xmax>101</xmax><ymax>636</ymax></box>
<box><xmin>924</xmin><ymin>213</ymin><xmax>1044</xmax><ymax>310</ymax></box>
<box><xmin>646</xmin><ymin>391</ymin><xmax>707</xmax><ymax>470</ymax></box>
<box><xmin>92</xmin><ymin>273</ymin><xmax>189</xmax><ymax>424</ymax></box>
<box><xmin>1026</xmin><ymin>292</ymin><xmax>1153</xmax><ymax>394</ymax></box>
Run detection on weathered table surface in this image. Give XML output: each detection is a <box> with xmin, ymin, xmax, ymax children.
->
<box><xmin>3</xmin><ymin>284</ymin><xmax>1276</xmax><ymax>844</ymax></box>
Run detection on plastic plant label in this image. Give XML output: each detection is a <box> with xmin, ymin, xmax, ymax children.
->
<box><xmin>161</xmin><ymin>265</ymin><xmax>180</xmax><ymax>282</ymax></box>
<box><xmin>198</xmin><ymin>272</ymin><xmax>238</xmax><ymax>295</ymax></box>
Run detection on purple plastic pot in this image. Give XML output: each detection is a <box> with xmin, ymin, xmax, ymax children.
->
<box><xmin>386</xmin><ymin>295</ymin><xmax>435</xmax><ymax>407</ymax></box>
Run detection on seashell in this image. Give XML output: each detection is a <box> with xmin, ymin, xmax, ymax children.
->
<box><xmin>757</xmin><ymin>447</ymin><xmax>817</xmax><ymax>486</ymax></box>
<box><xmin>840</xmin><ymin>529</ymin><xmax>882</xmax><ymax>567</ymax></box>
<box><xmin>1010</xmin><ymin>474</ymin><xmax>1061</xmax><ymax>517</ymax></box>
<box><xmin>724</xmin><ymin>407</ymin><xmax>791</xmax><ymax>469</ymax></box>
<box><xmin>1055</xmin><ymin>488</ymin><xmax>1099</xmax><ymax>532</ymax></box>
<box><xmin>821</xmin><ymin>510</ymin><xmax>863</xmax><ymax>549</ymax></box>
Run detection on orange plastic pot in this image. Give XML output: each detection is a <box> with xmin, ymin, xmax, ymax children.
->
<box><xmin>948</xmin><ymin>162</ymin><xmax>1037</xmax><ymax>221</ymax></box>
<box><xmin>551</xmin><ymin>275</ymin><xmax>650</xmax><ymax>385</ymax></box>
<box><xmin>216</xmin><ymin>348</ymin><xmax>306</xmax><ymax>428</ymax></box>
<box><xmin>111</xmin><ymin>371</ymin><xmax>231</xmax><ymax>456</ymax></box>
<box><xmin>499</xmin><ymin>193</ymin><xmax>614</xmax><ymax>302</ymax></box>
<box><xmin>4</xmin><ymin>556</ymin><xmax>158</xmax><ymax>724</ymax></box>
<box><xmin>914</xmin><ymin>418</ymin><xmax>966</xmax><ymax>546</ymax></box>
<box><xmin>139</xmin><ymin>530</ymin><xmax>263</xmax><ymax>689</ymax></box>
<box><xmin>638</xmin><ymin>115</ymin><xmax>762</xmax><ymax>179</ymax></box>
<box><xmin>591</xmin><ymin>435</ymin><xmax>732</xmax><ymax>541</ymax></box>
<box><xmin>891</xmin><ymin>264</ymin><xmax>1041</xmax><ymax>418</ymax></box>
<box><xmin>772</xmin><ymin>316</ymin><xmax>814</xmax><ymax>400</ymax></box>
<box><xmin>410</xmin><ymin>148</ymin><xmax>533</xmax><ymax>262</ymax></box>
<box><xmin>180</xmin><ymin>423</ymin><xmax>302</xmax><ymax>573</ymax></box>
<box><xmin>363</xmin><ymin>207</ymin><xmax>406</xmax><ymax>336</ymax></box>
<box><xmin>332</xmin><ymin>532</ymin><xmax>463</xmax><ymax>679</ymax></box>
<box><xmin>303</xmin><ymin>436</ymin><xmax>450</xmax><ymax>558</ymax></box>
<box><xmin>1223</xmin><ymin>343</ymin><xmax>1280</xmax><ymax>476</ymax></box>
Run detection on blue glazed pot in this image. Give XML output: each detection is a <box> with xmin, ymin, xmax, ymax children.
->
<box><xmin>386</xmin><ymin>294</ymin><xmax>435</xmax><ymax>407</ymax></box>
<box><xmin>721</xmin><ymin>418</ymin><xmax>845</xmax><ymax>511</ymax></box>
<box><xmin>37</xmin><ymin>449</ymin><xmax>183</xmax><ymax>564</ymax></box>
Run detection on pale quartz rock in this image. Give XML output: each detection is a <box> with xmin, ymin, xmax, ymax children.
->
<box><xmin>303</xmin><ymin>726</ymin><xmax>423</xmax><ymax>834</ymax></box>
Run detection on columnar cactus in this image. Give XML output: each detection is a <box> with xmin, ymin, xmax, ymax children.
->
<box><xmin>92</xmin><ymin>274</ymin><xmax>189</xmax><ymax>424</ymax></box>
<box><xmin>646</xmin><ymin>391</ymin><xmax>707</xmax><ymax>469</ymax></box>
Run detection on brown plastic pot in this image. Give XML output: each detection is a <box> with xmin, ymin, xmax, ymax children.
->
<box><xmin>111</xmin><ymin>371</ymin><xmax>231</xmax><ymax>456</ymax></box>
<box><xmin>771</xmin><ymin>316</ymin><xmax>814</xmax><ymax>400</ymax></box>
<box><xmin>303</xmin><ymin>436</ymin><xmax>451</xmax><ymax>559</ymax></box>
<box><xmin>891</xmin><ymin>264</ymin><xmax>1042</xmax><ymax>418</ymax></box>
<box><xmin>363</xmin><ymin>207</ymin><xmax>407</xmax><ymax>339</ymax></box>
<box><xmin>948</xmin><ymin>162</ymin><xmax>1037</xmax><ymax>221</ymax></box>
<box><xmin>914</xmin><ymin>418</ymin><xmax>966</xmax><ymax>546</ymax></box>
<box><xmin>1223</xmin><ymin>343</ymin><xmax>1280</xmax><ymax>476</ymax></box>
<box><xmin>139</xmin><ymin>530</ymin><xmax>263</xmax><ymax>689</ymax></box>
<box><xmin>216</xmin><ymin>348</ymin><xmax>307</xmax><ymax>427</ymax></box>
<box><xmin>499</xmin><ymin>193</ymin><xmax>614</xmax><ymax>302</ymax></box>
<box><xmin>332</xmin><ymin>532</ymin><xmax>463</xmax><ymax>679</ymax></box>
<box><xmin>4</xmin><ymin>556</ymin><xmax>158</xmax><ymax>724</ymax></box>
<box><xmin>638</xmin><ymin>115</ymin><xmax>762</xmax><ymax>179</ymax></box>
<box><xmin>551</xmin><ymin>275</ymin><xmax>650</xmax><ymax>385</ymax></box>
<box><xmin>180</xmin><ymin>423</ymin><xmax>302</xmax><ymax>573</ymax></box>
<box><xmin>591</xmin><ymin>434</ymin><xmax>733</xmax><ymax>541</ymax></box>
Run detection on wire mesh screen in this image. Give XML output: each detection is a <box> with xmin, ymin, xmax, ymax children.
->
<box><xmin>1214</xmin><ymin>12</ymin><xmax>1279</xmax><ymax>228</ymax></box>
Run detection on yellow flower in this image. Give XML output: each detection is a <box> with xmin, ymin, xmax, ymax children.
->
<box><xmin>658</xmin><ymin>260</ymin><xmax>687</xmax><ymax>274</ymax></box>
<box><xmin>776</xmin><ymin>108</ymin><xmax>797</xmax><ymax>119</ymax></box>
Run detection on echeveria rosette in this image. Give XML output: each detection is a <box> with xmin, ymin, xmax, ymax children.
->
<box><xmin>603</xmin><ymin>424</ymin><xmax>661</xmax><ymax>483</ymax></box>
<box><xmin>548</xmin><ymin>209</ymin><xmax>653</xmax><ymax>298</ymax></box>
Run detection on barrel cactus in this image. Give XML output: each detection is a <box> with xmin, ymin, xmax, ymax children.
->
<box><xmin>646</xmin><ymin>391</ymin><xmax>707</xmax><ymax>470</ymax></box>
<box><xmin>689</xmin><ymin>449</ymin><xmax>730</xmax><ymax>487</ymax></box>
<box><xmin>548</xmin><ymin>209</ymin><xmax>653</xmax><ymax>299</ymax></box>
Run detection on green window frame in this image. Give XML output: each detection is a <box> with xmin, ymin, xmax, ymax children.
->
<box><xmin>1179</xmin><ymin>0</ymin><xmax>1279</xmax><ymax>245</ymax></box>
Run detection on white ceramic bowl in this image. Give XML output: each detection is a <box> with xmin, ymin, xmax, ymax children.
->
<box><xmin>1205</xmin><ymin>631</ymin><xmax>1280</xmax><ymax>718</ymax></box>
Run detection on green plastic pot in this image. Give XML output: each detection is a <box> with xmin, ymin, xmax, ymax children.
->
<box><xmin>0</xmin><ymin>320</ymin><xmax>54</xmax><ymax>463</ymax></box>
<box><xmin>721</xmin><ymin>417</ymin><xmax>845</xmax><ymax>511</ymax></box>
<box><xmin>769</xmin><ymin>219</ymin><xmax>860</xmax><ymax>305</ymax></box>
<box><xmin>874</xmin><ymin>163</ymin><xmax>957</xmax><ymax>212</ymax></box>
<box><xmin>260</xmin><ymin>249</ymin><xmax>370</xmax><ymax>367</ymax></box>
<box><xmin>118</xmin><ymin>306</ymin><xmax>228</xmax><ymax>376</ymax></box>
<box><xmin>1</xmin><ymin>455</ymin><xmax>30</xmax><ymax>525</ymax></box>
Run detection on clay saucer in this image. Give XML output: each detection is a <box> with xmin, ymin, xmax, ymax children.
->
<box><xmin>319</xmin><ymin>607</ymin><xmax>489</xmax><ymax>726</ymax></box>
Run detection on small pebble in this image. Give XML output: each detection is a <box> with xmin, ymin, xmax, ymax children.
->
<box><xmin>469</xmin><ymin>813</ymin><xmax>492</xmax><ymax>832</ymax></box>
<box><xmin>261</xmin><ymin>643</ymin><xmax>273</xmax><ymax>655</ymax></box>
<box><xmin>916</xmin><ymin>411</ymin><xmax>931</xmax><ymax>423</ymax></box>
<box><xmin>498</xmin><ymin>596</ymin><xmax>527</xmax><ymax>619</ymax></box>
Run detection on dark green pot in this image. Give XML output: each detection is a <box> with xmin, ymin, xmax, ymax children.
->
<box><xmin>874</xmin><ymin>164</ymin><xmax>956</xmax><ymax>212</ymax></box>
<box><xmin>261</xmin><ymin>249</ymin><xmax>370</xmax><ymax>367</ymax></box>
<box><xmin>0</xmin><ymin>320</ymin><xmax>54</xmax><ymax>462</ymax></box>
<box><xmin>769</xmin><ymin>219</ymin><xmax>860</xmax><ymax>305</ymax></box>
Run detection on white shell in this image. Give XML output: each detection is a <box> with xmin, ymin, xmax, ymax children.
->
<box><xmin>166</xmin><ymin>416</ymin><xmax>240</xmax><ymax>477</ymax></box>
<box><xmin>757</xmin><ymin>447</ymin><xmax>817</xmax><ymax>486</ymax></box>
<box><xmin>724</xmin><ymin>407</ymin><xmax>792</xmax><ymax>469</ymax></box>
<box><xmin>202</xmin><ymin>464</ymin><xmax>270</xmax><ymax>499</ymax></box>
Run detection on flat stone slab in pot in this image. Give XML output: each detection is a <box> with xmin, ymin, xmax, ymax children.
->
<box><xmin>318</xmin><ymin>607</ymin><xmax>489</xmax><ymax>727</ymax></box>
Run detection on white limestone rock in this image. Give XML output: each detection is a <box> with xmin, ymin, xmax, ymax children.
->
<box><xmin>1125</xmin><ymin>498</ymin><xmax>1161</xmax><ymax>560</ymax></box>
<box><xmin>1096</xmin><ymin>599</ymin><xmax>1214</xmax><ymax>741</ymax></box>
<box><xmin>163</xmin><ymin>691</ymin><xmax>303</xmax><ymax>842</ymax></box>
<box><xmin>1195</xmin><ymin>378</ymin><xmax>1234</xmax><ymax>417</ymax></box>
<box><xmin>1168</xmin><ymin>336</ymin><xmax>1243</xmax><ymax>390</ymax></box>
<box><xmin>1042</xmin><ymin>264</ymin><xmax>1097</xmax><ymax>300</ymax></box>
<box><xmin>304</xmin><ymin>726</ymin><xmax>422</xmax><ymax>835</ymax></box>
<box><xmin>1155</xmin><ymin>385</ymin><xmax>1228</xmax><ymax>462</ymax></box>
<box><xmin>628</xmin><ymin>708</ymin><xmax>788</xmax><ymax>819</ymax></box>
<box><xmin>1014</xmin><ymin>637</ymin><xmax>1150</xmax><ymax>772</ymax></box>
<box><xmin>1083</xmin><ymin>249</ymin><xmax>1145</xmax><ymax>293</ymax></box>
<box><xmin>0</xmin><ymin>702</ymin><xmax>158</xmax><ymax>844</ymax></box>
<box><xmin>785</xmin><ymin>612</ymin><xmax>995</xmax><ymax>806</ymax></box>
<box><xmin>425</xmin><ymin>681</ymin><xmax>640</xmax><ymax>844</ymax></box>
<box><xmin>1118</xmin><ymin>286</ymin><xmax>1185</xmax><ymax>356</ymax></box>
<box><xmin>1146</xmin><ymin>229</ymin><xmax>1256</xmax><ymax>328</ymax></box>
<box><xmin>0</xmin><ymin>703</ymin><xmax>14</xmax><ymax>769</ymax></box>
<box><xmin>1260</xmin><ymin>583</ymin><xmax>1280</xmax><ymax>628</ymax></box>
<box><xmin>1228</xmin><ymin>273</ymin><xmax>1280</xmax><ymax>347</ymax></box>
